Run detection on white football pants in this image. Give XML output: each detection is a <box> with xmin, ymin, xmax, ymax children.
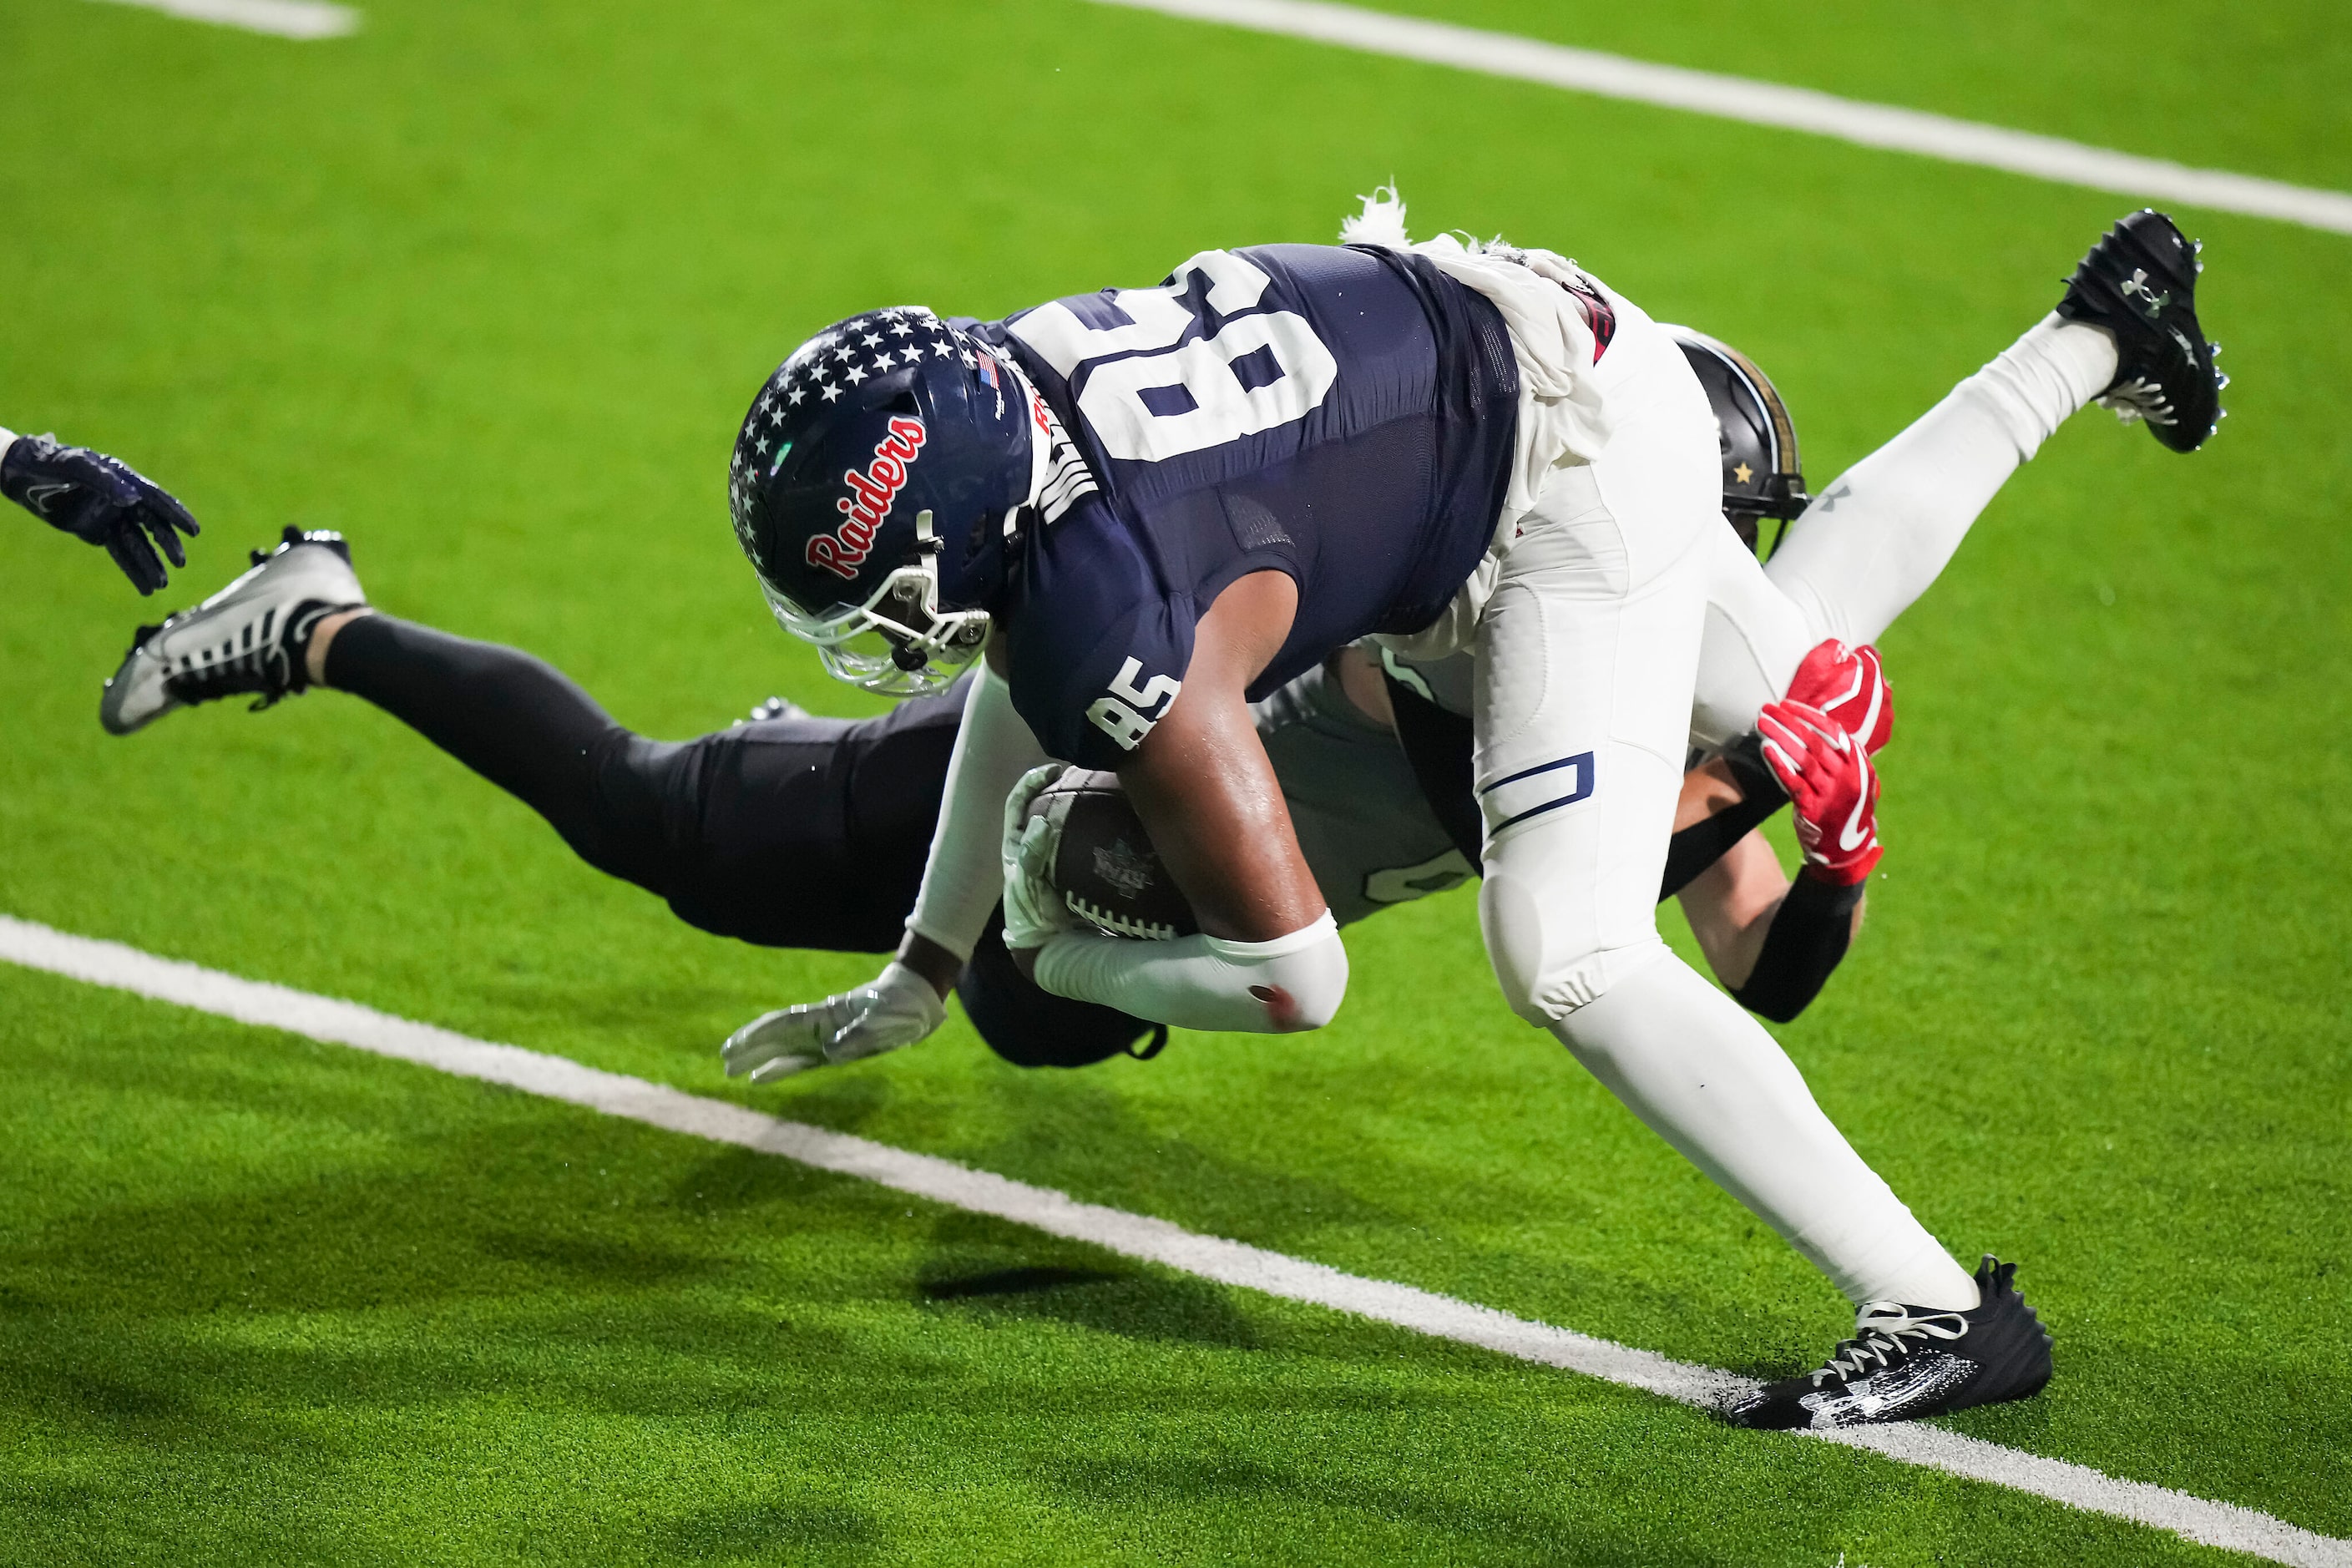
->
<box><xmin>1471</xmin><ymin>300</ymin><xmax>1979</xmax><ymax>1309</ymax></box>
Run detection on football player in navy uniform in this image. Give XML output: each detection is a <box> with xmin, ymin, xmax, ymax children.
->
<box><xmin>716</xmin><ymin>199</ymin><xmax>2213</xmax><ymax>1430</ymax></box>
<box><xmin>1</xmin><ymin>424</ymin><xmax>201</xmax><ymax>593</ymax></box>
<box><xmin>94</xmin><ymin>204</ymin><xmax>2221</xmax><ymax>1429</ymax></box>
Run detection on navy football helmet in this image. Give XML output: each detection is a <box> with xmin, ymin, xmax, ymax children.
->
<box><xmin>730</xmin><ymin>307</ymin><xmax>1044</xmax><ymax>695</ymax></box>
<box><xmin>1664</xmin><ymin>325</ymin><xmax>1809</xmax><ymax>558</ymax></box>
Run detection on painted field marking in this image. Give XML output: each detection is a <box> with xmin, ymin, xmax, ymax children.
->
<box><xmin>1086</xmin><ymin>0</ymin><xmax>2352</xmax><ymax>238</ymax></box>
<box><xmin>83</xmin><ymin>0</ymin><xmax>358</xmax><ymax>40</ymax></box>
<box><xmin>3</xmin><ymin>913</ymin><xmax>2344</xmax><ymax>1568</ymax></box>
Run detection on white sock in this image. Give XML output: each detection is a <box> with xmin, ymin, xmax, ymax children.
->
<box><xmin>1551</xmin><ymin>957</ymin><xmax>1980</xmax><ymax>1310</ymax></box>
<box><xmin>1962</xmin><ymin>311</ymin><xmax>2119</xmax><ymax>461</ymax></box>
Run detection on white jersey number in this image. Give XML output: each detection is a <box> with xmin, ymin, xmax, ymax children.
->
<box><xmin>1363</xmin><ymin>848</ymin><xmax>1475</xmax><ymax>906</ymax></box>
<box><xmin>1087</xmin><ymin>657</ymin><xmax>1183</xmax><ymax>751</ymax></box>
<box><xmin>1009</xmin><ymin>250</ymin><xmax>1339</xmax><ymax>464</ymax></box>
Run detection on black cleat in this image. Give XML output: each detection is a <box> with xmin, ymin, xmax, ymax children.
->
<box><xmin>100</xmin><ymin>525</ymin><xmax>366</xmax><ymax>735</ymax></box>
<box><xmin>1726</xmin><ymin>1255</ymin><xmax>2053</xmax><ymax>1429</ymax></box>
<box><xmin>2056</xmin><ymin>209</ymin><xmax>2225</xmax><ymax>453</ymax></box>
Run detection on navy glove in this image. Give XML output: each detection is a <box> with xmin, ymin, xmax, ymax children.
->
<box><xmin>2</xmin><ymin>433</ymin><xmax>200</xmax><ymax>594</ymax></box>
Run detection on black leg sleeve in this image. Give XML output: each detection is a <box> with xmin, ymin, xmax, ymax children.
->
<box><xmin>328</xmin><ymin>615</ymin><xmax>969</xmax><ymax>953</ymax></box>
<box><xmin>655</xmin><ymin>684</ymin><xmax>967</xmax><ymax>951</ymax></box>
<box><xmin>322</xmin><ymin>615</ymin><xmax>682</xmax><ymax>895</ymax></box>
<box><xmin>1727</xmin><ymin>873</ymin><xmax>1865</xmax><ymax>1023</ymax></box>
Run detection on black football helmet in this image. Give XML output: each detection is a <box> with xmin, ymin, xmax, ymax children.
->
<box><xmin>730</xmin><ymin>307</ymin><xmax>1045</xmax><ymax>694</ymax></box>
<box><xmin>1664</xmin><ymin>325</ymin><xmax>1809</xmax><ymax>557</ymax></box>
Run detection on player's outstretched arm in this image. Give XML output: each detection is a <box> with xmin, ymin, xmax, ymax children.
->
<box><xmin>1013</xmin><ymin>571</ymin><xmax>1349</xmax><ymax>1034</ymax></box>
<box><xmin>1</xmin><ymin>427</ymin><xmax>200</xmax><ymax>594</ymax></box>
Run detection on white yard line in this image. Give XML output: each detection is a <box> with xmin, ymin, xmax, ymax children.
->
<box><xmin>1087</xmin><ymin>0</ymin><xmax>2352</xmax><ymax>238</ymax></box>
<box><xmin>82</xmin><ymin>0</ymin><xmax>357</xmax><ymax>40</ymax></box>
<box><xmin>2</xmin><ymin>913</ymin><xmax>2344</xmax><ymax>1567</ymax></box>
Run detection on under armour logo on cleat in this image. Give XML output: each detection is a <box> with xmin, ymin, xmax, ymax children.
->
<box><xmin>2120</xmin><ymin>268</ymin><xmax>2170</xmax><ymax>317</ymax></box>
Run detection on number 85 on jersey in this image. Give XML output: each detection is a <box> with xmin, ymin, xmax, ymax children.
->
<box><xmin>1089</xmin><ymin>658</ymin><xmax>1182</xmax><ymax>751</ymax></box>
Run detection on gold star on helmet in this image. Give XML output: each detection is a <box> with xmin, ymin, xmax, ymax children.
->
<box><xmin>1732</xmin><ymin>462</ymin><xmax>1755</xmax><ymax>485</ymax></box>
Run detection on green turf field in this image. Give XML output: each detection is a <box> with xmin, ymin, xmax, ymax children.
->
<box><xmin>2</xmin><ymin>0</ymin><xmax>2347</xmax><ymax>1562</ymax></box>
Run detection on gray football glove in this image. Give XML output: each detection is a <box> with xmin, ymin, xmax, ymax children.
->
<box><xmin>721</xmin><ymin>961</ymin><xmax>945</xmax><ymax>1084</ymax></box>
<box><xmin>1000</xmin><ymin>762</ymin><xmax>1075</xmax><ymax>951</ymax></box>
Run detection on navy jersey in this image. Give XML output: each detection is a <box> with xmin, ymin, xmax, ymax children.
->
<box><xmin>968</xmin><ymin>243</ymin><xmax>1518</xmax><ymax>771</ymax></box>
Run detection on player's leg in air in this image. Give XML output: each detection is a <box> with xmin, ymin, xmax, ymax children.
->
<box><xmin>91</xmin><ymin>533</ymin><xmax>1171</xmax><ymax>1068</ymax></box>
<box><xmin>1385</xmin><ymin>210</ymin><xmax>2224</xmax><ymax>1040</ymax></box>
<box><xmin>97</xmin><ymin>533</ymin><xmax>951</xmax><ymax>951</ymax></box>
<box><xmin>1687</xmin><ymin>210</ymin><xmax>2223</xmax><ymax>747</ymax></box>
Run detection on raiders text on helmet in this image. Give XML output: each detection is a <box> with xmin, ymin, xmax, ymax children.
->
<box><xmin>729</xmin><ymin>307</ymin><xmax>1045</xmax><ymax>695</ymax></box>
<box><xmin>1664</xmin><ymin>324</ymin><xmax>1809</xmax><ymax>557</ymax></box>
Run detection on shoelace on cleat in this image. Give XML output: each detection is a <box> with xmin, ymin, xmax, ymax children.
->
<box><xmin>1806</xmin><ymin>1302</ymin><xmax>1970</xmax><ymax>1387</ymax></box>
<box><xmin>159</xmin><ymin>601</ymin><xmax>333</xmax><ymax>711</ymax></box>
<box><xmin>2097</xmin><ymin>376</ymin><xmax>2176</xmax><ymax>427</ymax></box>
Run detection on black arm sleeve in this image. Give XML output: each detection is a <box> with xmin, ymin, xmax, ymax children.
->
<box><xmin>1659</xmin><ymin>732</ymin><xmax>1788</xmax><ymax>899</ymax></box>
<box><xmin>1727</xmin><ymin>872</ymin><xmax>1866</xmax><ymax>1023</ymax></box>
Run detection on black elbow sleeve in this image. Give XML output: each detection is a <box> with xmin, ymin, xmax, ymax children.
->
<box><xmin>1729</xmin><ymin>873</ymin><xmax>1866</xmax><ymax>1023</ymax></box>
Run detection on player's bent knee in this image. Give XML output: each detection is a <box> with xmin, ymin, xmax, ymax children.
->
<box><xmin>1479</xmin><ymin>867</ymin><xmax>1669</xmax><ymax>1024</ymax></box>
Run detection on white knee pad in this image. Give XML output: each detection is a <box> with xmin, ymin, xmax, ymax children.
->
<box><xmin>1479</xmin><ymin>863</ymin><xmax>1671</xmax><ymax>1024</ymax></box>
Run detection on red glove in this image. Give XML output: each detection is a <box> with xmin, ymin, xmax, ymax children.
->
<box><xmin>1758</xmin><ymin>699</ymin><xmax>1883</xmax><ymax>885</ymax></box>
<box><xmin>1784</xmin><ymin>640</ymin><xmax>1892</xmax><ymax>756</ymax></box>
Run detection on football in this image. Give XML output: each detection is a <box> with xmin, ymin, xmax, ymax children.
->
<box><xmin>1029</xmin><ymin>769</ymin><xmax>1200</xmax><ymax>941</ymax></box>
